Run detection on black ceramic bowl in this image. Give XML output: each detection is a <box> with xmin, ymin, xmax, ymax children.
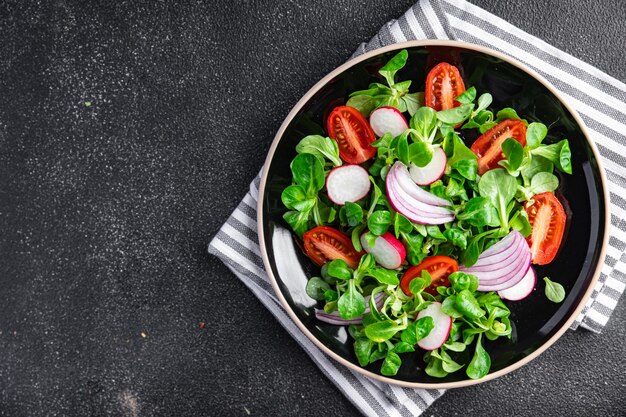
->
<box><xmin>257</xmin><ymin>40</ymin><xmax>609</xmax><ymax>388</ymax></box>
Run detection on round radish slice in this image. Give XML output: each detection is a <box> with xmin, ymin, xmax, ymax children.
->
<box><xmin>326</xmin><ymin>164</ymin><xmax>370</xmax><ymax>205</ymax></box>
<box><xmin>409</xmin><ymin>147</ymin><xmax>447</xmax><ymax>186</ymax></box>
<box><xmin>417</xmin><ymin>302</ymin><xmax>452</xmax><ymax>351</ymax></box>
<box><xmin>369</xmin><ymin>106</ymin><xmax>409</xmax><ymax>138</ymax></box>
<box><xmin>360</xmin><ymin>232</ymin><xmax>406</xmax><ymax>269</ymax></box>
<box><xmin>498</xmin><ymin>267</ymin><xmax>536</xmax><ymax>301</ymax></box>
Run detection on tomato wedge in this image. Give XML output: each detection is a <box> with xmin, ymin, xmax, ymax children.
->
<box><xmin>424</xmin><ymin>62</ymin><xmax>466</xmax><ymax>111</ymax></box>
<box><xmin>400</xmin><ymin>256</ymin><xmax>459</xmax><ymax>296</ymax></box>
<box><xmin>471</xmin><ymin>119</ymin><xmax>527</xmax><ymax>175</ymax></box>
<box><xmin>327</xmin><ymin>106</ymin><xmax>376</xmax><ymax>164</ymax></box>
<box><xmin>302</xmin><ymin>226</ymin><xmax>363</xmax><ymax>269</ymax></box>
<box><xmin>525</xmin><ymin>192</ymin><xmax>566</xmax><ymax>265</ymax></box>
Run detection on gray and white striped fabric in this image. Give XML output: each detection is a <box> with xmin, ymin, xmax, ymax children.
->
<box><xmin>209</xmin><ymin>0</ymin><xmax>626</xmax><ymax>415</ymax></box>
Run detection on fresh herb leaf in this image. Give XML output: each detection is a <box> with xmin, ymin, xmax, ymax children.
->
<box><xmin>529</xmin><ymin>171</ymin><xmax>559</xmax><ymax>194</ymax></box>
<box><xmin>509</xmin><ymin>208</ymin><xmax>532</xmax><ymax>237</ymax></box>
<box><xmin>283</xmin><ymin>210</ymin><xmax>310</xmax><ymax>237</ymax></box>
<box><xmin>525</xmin><ymin>122</ymin><xmax>548</xmax><ymax>149</ymax></box>
<box><xmin>368</xmin><ymin>210</ymin><xmax>392</xmax><ymax>236</ymax></box>
<box><xmin>531</xmin><ymin>139</ymin><xmax>572</xmax><ymax>174</ymax></box>
<box><xmin>520</xmin><ymin>155</ymin><xmax>553</xmax><ymax>186</ymax></box>
<box><xmin>425</xmin><ymin>356</ymin><xmax>448</xmax><ymax>378</ymax></box>
<box><xmin>392</xmin><ymin>341</ymin><xmax>415</xmax><ymax>354</ymax></box>
<box><xmin>402</xmin><ymin>92</ymin><xmax>424</xmax><ymax>116</ymax></box>
<box><xmin>457</xmin><ymin>197</ymin><xmax>500</xmax><ymax>228</ymax></box>
<box><xmin>402</xmin><ymin>232</ymin><xmax>425</xmax><ymax>265</ymax></box>
<box><xmin>354</xmin><ymin>338</ymin><xmax>374</xmax><ymax>366</ymax></box>
<box><xmin>501</xmin><ymin>137</ymin><xmax>524</xmax><ymax>171</ymax></box>
<box><xmin>351</xmin><ymin>224</ymin><xmax>366</xmax><ymax>252</ymax></box>
<box><xmin>368</xmin><ymin>267</ymin><xmax>400</xmax><ymax>286</ymax></box>
<box><xmin>295</xmin><ymin>135</ymin><xmax>342</xmax><ymax>166</ymax></box>
<box><xmin>452</xmin><ymin>159</ymin><xmax>478</xmax><ymax>182</ymax></box>
<box><xmin>281</xmin><ymin>185</ymin><xmax>316</xmax><ymax>212</ymax></box>
<box><xmin>396</xmin><ymin>133</ymin><xmax>409</xmax><ymax>165</ymax></box>
<box><xmin>440</xmin><ymin>350</ymin><xmax>464</xmax><ymax>373</ymax></box>
<box><xmin>338</xmin><ymin>279</ymin><xmax>366</xmax><ymax>319</ymax></box>
<box><xmin>381</xmin><ymin>351</ymin><xmax>402</xmax><ymax>376</ymax></box>
<box><xmin>478</xmin><ymin>168</ymin><xmax>518</xmax><ymax>229</ymax></box>
<box><xmin>364</xmin><ymin>320</ymin><xmax>406</xmax><ymax>343</ymax></box>
<box><xmin>379</xmin><ymin>49</ymin><xmax>408</xmax><ymax>86</ymax></box>
<box><xmin>403</xmin><ymin>316</ymin><xmax>434</xmax><ymax>345</ymax></box>
<box><xmin>291</xmin><ymin>153</ymin><xmax>325</xmax><ymax>197</ymax></box>
<box><xmin>340</xmin><ymin>202</ymin><xmax>364</xmax><ymax>227</ymax></box>
<box><xmin>426</xmin><ymin>225</ymin><xmax>446</xmax><ymax>240</ymax></box>
<box><xmin>456</xmin><ymin>289</ymin><xmax>486</xmax><ymax>319</ymax></box>
<box><xmin>441</xmin><ymin>295</ymin><xmax>463</xmax><ymax>318</ymax></box>
<box><xmin>448</xmin><ymin>272</ymin><xmax>479</xmax><ymax>293</ymax></box>
<box><xmin>544</xmin><ymin>277</ymin><xmax>566</xmax><ymax>303</ymax></box>
<box><xmin>475</xmin><ymin>93</ymin><xmax>493</xmax><ymax>113</ymax></box>
<box><xmin>409</xmin><ymin>106</ymin><xmax>438</xmax><ymax>143</ymax></box>
<box><xmin>443</xmin><ymin>228</ymin><xmax>468</xmax><ymax>250</ymax></box>
<box><xmin>445</xmin><ymin>132</ymin><xmax>478</xmax><ymax>168</ymax></box>
<box><xmin>394</xmin><ymin>213</ymin><xmax>413</xmax><ymax>238</ymax></box>
<box><xmin>305</xmin><ymin>277</ymin><xmax>330</xmax><ymax>300</ymax></box>
<box><xmin>466</xmin><ymin>334</ymin><xmax>491</xmax><ymax>379</ymax></box>
<box><xmin>496</xmin><ymin>107</ymin><xmax>522</xmax><ymax>121</ymax></box>
<box><xmin>346</xmin><ymin>95</ymin><xmax>378</xmax><ymax>117</ymax></box>
<box><xmin>437</xmin><ymin>103</ymin><xmax>474</xmax><ymax>125</ymax></box>
<box><xmin>408</xmin><ymin>142</ymin><xmax>433</xmax><ymax>167</ymax></box>
<box><xmin>327</xmin><ymin>259</ymin><xmax>353</xmax><ymax>281</ymax></box>
<box><xmin>456</xmin><ymin>87</ymin><xmax>476</xmax><ymax>104</ymax></box>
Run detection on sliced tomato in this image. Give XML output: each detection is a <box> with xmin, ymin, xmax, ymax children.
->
<box><xmin>327</xmin><ymin>106</ymin><xmax>376</xmax><ymax>164</ymax></box>
<box><xmin>424</xmin><ymin>62</ymin><xmax>466</xmax><ymax>111</ymax></box>
<box><xmin>303</xmin><ymin>226</ymin><xmax>363</xmax><ymax>269</ymax></box>
<box><xmin>471</xmin><ymin>119</ymin><xmax>527</xmax><ymax>175</ymax></box>
<box><xmin>400</xmin><ymin>256</ymin><xmax>458</xmax><ymax>296</ymax></box>
<box><xmin>525</xmin><ymin>192</ymin><xmax>566</xmax><ymax>265</ymax></box>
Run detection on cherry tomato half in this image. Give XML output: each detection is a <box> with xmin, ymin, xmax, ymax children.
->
<box><xmin>327</xmin><ymin>106</ymin><xmax>376</xmax><ymax>164</ymax></box>
<box><xmin>471</xmin><ymin>119</ymin><xmax>527</xmax><ymax>175</ymax></box>
<box><xmin>424</xmin><ymin>62</ymin><xmax>466</xmax><ymax>112</ymax></box>
<box><xmin>525</xmin><ymin>192</ymin><xmax>566</xmax><ymax>265</ymax></box>
<box><xmin>302</xmin><ymin>226</ymin><xmax>363</xmax><ymax>269</ymax></box>
<box><xmin>400</xmin><ymin>256</ymin><xmax>459</xmax><ymax>296</ymax></box>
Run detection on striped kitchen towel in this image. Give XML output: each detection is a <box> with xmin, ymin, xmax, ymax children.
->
<box><xmin>209</xmin><ymin>0</ymin><xmax>626</xmax><ymax>415</ymax></box>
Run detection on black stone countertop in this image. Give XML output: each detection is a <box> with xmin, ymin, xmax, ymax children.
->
<box><xmin>1</xmin><ymin>1</ymin><xmax>625</xmax><ymax>416</ymax></box>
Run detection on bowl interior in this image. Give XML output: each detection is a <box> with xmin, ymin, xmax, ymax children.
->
<box><xmin>260</xmin><ymin>44</ymin><xmax>606</xmax><ymax>384</ymax></box>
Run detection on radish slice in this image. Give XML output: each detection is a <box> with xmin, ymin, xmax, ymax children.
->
<box><xmin>360</xmin><ymin>232</ymin><xmax>406</xmax><ymax>269</ymax></box>
<box><xmin>326</xmin><ymin>164</ymin><xmax>370</xmax><ymax>205</ymax></box>
<box><xmin>315</xmin><ymin>293</ymin><xmax>386</xmax><ymax>325</ymax></box>
<box><xmin>498</xmin><ymin>267</ymin><xmax>536</xmax><ymax>301</ymax></box>
<box><xmin>416</xmin><ymin>302</ymin><xmax>452</xmax><ymax>351</ymax></box>
<box><xmin>369</xmin><ymin>106</ymin><xmax>409</xmax><ymax>138</ymax></box>
<box><xmin>409</xmin><ymin>147</ymin><xmax>447</xmax><ymax>186</ymax></box>
<box><xmin>460</xmin><ymin>231</ymin><xmax>532</xmax><ymax>292</ymax></box>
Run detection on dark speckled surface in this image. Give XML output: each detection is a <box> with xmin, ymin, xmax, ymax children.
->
<box><xmin>0</xmin><ymin>1</ymin><xmax>624</xmax><ymax>416</ymax></box>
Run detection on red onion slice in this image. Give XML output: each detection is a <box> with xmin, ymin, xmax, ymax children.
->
<box><xmin>386</xmin><ymin>179</ymin><xmax>454</xmax><ymax>223</ymax></box>
<box><xmin>460</xmin><ymin>231</ymin><xmax>532</xmax><ymax>292</ymax></box>
<box><xmin>389</xmin><ymin>162</ymin><xmax>451</xmax><ymax>207</ymax></box>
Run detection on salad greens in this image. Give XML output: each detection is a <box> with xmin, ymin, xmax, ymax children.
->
<box><xmin>280</xmin><ymin>49</ymin><xmax>571</xmax><ymax>380</ymax></box>
<box><xmin>544</xmin><ymin>277</ymin><xmax>566</xmax><ymax>303</ymax></box>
